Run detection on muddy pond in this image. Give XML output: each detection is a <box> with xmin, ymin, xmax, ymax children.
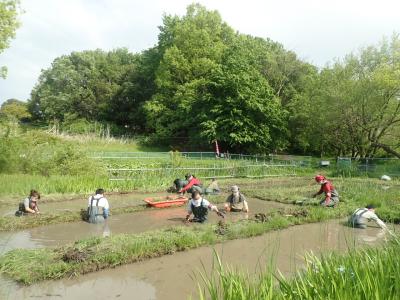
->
<box><xmin>1</xmin><ymin>220</ymin><xmax>395</xmax><ymax>300</ymax></box>
<box><xmin>0</xmin><ymin>195</ymin><xmax>397</xmax><ymax>300</ymax></box>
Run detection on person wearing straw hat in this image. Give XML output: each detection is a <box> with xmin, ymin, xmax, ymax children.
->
<box><xmin>224</xmin><ymin>185</ymin><xmax>249</xmax><ymax>212</ymax></box>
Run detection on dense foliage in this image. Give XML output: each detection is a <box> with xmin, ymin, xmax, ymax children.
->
<box><xmin>26</xmin><ymin>4</ymin><xmax>400</xmax><ymax>157</ymax></box>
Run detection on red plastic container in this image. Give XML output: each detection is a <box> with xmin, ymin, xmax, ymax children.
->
<box><xmin>143</xmin><ymin>195</ymin><xmax>188</xmax><ymax>208</ymax></box>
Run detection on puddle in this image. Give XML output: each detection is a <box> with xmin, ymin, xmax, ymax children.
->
<box><xmin>1</xmin><ymin>219</ymin><xmax>396</xmax><ymax>300</ymax></box>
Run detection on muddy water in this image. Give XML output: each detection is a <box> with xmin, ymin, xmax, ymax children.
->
<box><xmin>0</xmin><ymin>198</ymin><xmax>284</xmax><ymax>254</ymax></box>
<box><xmin>1</xmin><ymin>220</ymin><xmax>396</xmax><ymax>300</ymax></box>
<box><xmin>0</xmin><ymin>192</ymin><xmax>169</xmax><ymax>216</ymax></box>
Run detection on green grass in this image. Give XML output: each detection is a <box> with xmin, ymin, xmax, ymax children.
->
<box><xmin>0</xmin><ymin>165</ymin><xmax>309</xmax><ymax>197</ymax></box>
<box><xmin>61</xmin><ymin>133</ymin><xmax>167</xmax><ymax>153</ymax></box>
<box><xmin>197</xmin><ymin>238</ymin><xmax>400</xmax><ymax>300</ymax></box>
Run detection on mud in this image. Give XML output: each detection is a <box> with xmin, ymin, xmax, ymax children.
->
<box><xmin>0</xmin><ymin>192</ymin><xmax>168</xmax><ymax>216</ymax></box>
<box><xmin>0</xmin><ymin>198</ymin><xmax>285</xmax><ymax>254</ymax></box>
<box><xmin>1</xmin><ymin>219</ymin><xmax>396</xmax><ymax>300</ymax></box>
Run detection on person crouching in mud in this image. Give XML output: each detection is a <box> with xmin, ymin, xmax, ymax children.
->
<box><xmin>348</xmin><ymin>204</ymin><xmax>387</xmax><ymax>230</ymax></box>
<box><xmin>87</xmin><ymin>188</ymin><xmax>110</xmax><ymax>224</ymax></box>
<box><xmin>175</xmin><ymin>174</ymin><xmax>203</xmax><ymax>195</ymax></box>
<box><xmin>185</xmin><ymin>190</ymin><xmax>224</xmax><ymax>223</ymax></box>
<box><xmin>312</xmin><ymin>175</ymin><xmax>339</xmax><ymax>207</ymax></box>
<box><xmin>15</xmin><ymin>189</ymin><xmax>40</xmax><ymax>216</ymax></box>
<box><xmin>224</xmin><ymin>185</ymin><xmax>249</xmax><ymax>212</ymax></box>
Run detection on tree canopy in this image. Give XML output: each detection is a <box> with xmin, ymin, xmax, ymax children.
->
<box><xmin>26</xmin><ymin>3</ymin><xmax>400</xmax><ymax>157</ymax></box>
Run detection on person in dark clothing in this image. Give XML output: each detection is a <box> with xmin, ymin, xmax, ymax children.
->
<box><xmin>185</xmin><ymin>190</ymin><xmax>224</xmax><ymax>223</ymax></box>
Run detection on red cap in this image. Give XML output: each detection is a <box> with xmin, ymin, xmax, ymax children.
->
<box><xmin>315</xmin><ymin>175</ymin><xmax>325</xmax><ymax>182</ymax></box>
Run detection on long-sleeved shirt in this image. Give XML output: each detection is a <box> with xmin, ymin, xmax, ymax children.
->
<box><xmin>181</xmin><ymin>177</ymin><xmax>201</xmax><ymax>192</ymax></box>
<box><xmin>351</xmin><ymin>208</ymin><xmax>387</xmax><ymax>229</ymax></box>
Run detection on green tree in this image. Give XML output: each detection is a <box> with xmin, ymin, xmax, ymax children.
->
<box><xmin>0</xmin><ymin>98</ymin><xmax>30</xmax><ymax>121</ymax></box>
<box><xmin>144</xmin><ymin>4</ymin><xmax>291</xmax><ymax>153</ymax></box>
<box><xmin>0</xmin><ymin>0</ymin><xmax>21</xmax><ymax>78</ymax></box>
<box><xmin>296</xmin><ymin>34</ymin><xmax>400</xmax><ymax>157</ymax></box>
<box><xmin>29</xmin><ymin>48</ymin><xmax>138</xmax><ymax>126</ymax></box>
<box><xmin>201</xmin><ymin>34</ymin><xmax>288</xmax><ymax>153</ymax></box>
<box><xmin>110</xmin><ymin>47</ymin><xmax>161</xmax><ymax>131</ymax></box>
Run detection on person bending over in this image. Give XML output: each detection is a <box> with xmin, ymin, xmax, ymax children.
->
<box><xmin>185</xmin><ymin>190</ymin><xmax>224</xmax><ymax>223</ymax></box>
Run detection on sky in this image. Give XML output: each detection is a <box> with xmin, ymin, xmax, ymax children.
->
<box><xmin>0</xmin><ymin>0</ymin><xmax>399</xmax><ymax>104</ymax></box>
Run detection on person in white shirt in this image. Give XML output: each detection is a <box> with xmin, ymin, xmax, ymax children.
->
<box><xmin>185</xmin><ymin>190</ymin><xmax>224</xmax><ymax>223</ymax></box>
<box><xmin>87</xmin><ymin>188</ymin><xmax>110</xmax><ymax>223</ymax></box>
<box><xmin>349</xmin><ymin>204</ymin><xmax>387</xmax><ymax>229</ymax></box>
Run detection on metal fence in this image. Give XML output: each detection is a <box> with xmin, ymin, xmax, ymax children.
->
<box><xmin>336</xmin><ymin>157</ymin><xmax>400</xmax><ymax>178</ymax></box>
<box><xmin>108</xmin><ymin>164</ymin><xmax>300</xmax><ymax>181</ymax></box>
<box><xmin>91</xmin><ymin>151</ymin><xmax>312</xmax><ymax>165</ymax></box>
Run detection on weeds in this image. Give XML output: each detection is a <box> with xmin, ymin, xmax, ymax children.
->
<box><xmin>198</xmin><ymin>238</ymin><xmax>400</xmax><ymax>300</ymax></box>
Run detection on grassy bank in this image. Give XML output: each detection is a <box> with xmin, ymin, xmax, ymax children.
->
<box><xmin>197</xmin><ymin>238</ymin><xmax>400</xmax><ymax>300</ymax></box>
<box><xmin>0</xmin><ymin>205</ymin><xmax>354</xmax><ymax>285</ymax></box>
<box><xmin>0</xmin><ymin>165</ymin><xmax>309</xmax><ymax>197</ymax></box>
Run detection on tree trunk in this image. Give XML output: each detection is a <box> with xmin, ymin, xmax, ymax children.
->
<box><xmin>372</xmin><ymin>143</ymin><xmax>400</xmax><ymax>159</ymax></box>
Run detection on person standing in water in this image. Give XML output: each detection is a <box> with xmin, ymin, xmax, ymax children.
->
<box><xmin>185</xmin><ymin>190</ymin><xmax>224</xmax><ymax>223</ymax></box>
<box><xmin>87</xmin><ymin>188</ymin><xmax>110</xmax><ymax>224</ymax></box>
<box><xmin>349</xmin><ymin>204</ymin><xmax>387</xmax><ymax>229</ymax></box>
<box><xmin>312</xmin><ymin>175</ymin><xmax>339</xmax><ymax>207</ymax></box>
<box><xmin>224</xmin><ymin>185</ymin><xmax>249</xmax><ymax>212</ymax></box>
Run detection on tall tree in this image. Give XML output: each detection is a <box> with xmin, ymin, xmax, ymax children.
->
<box><xmin>144</xmin><ymin>4</ymin><xmax>290</xmax><ymax>152</ymax></box>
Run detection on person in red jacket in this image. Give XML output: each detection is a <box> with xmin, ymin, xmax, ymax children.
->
<box><xmin>312</xmin><ymin>175</ymin><xmax>339</xmax><ymax>207</ymax></box>
<box><xmin>177</xmin><ymin>174</ymin><xmax>203</xmax><ymax>194</ymax></box>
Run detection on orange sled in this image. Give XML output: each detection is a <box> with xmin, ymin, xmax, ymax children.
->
<box><xmin>143</xmin><ymin>195</ymin><xmax>189</xmax><ymax>208</ymax></box>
